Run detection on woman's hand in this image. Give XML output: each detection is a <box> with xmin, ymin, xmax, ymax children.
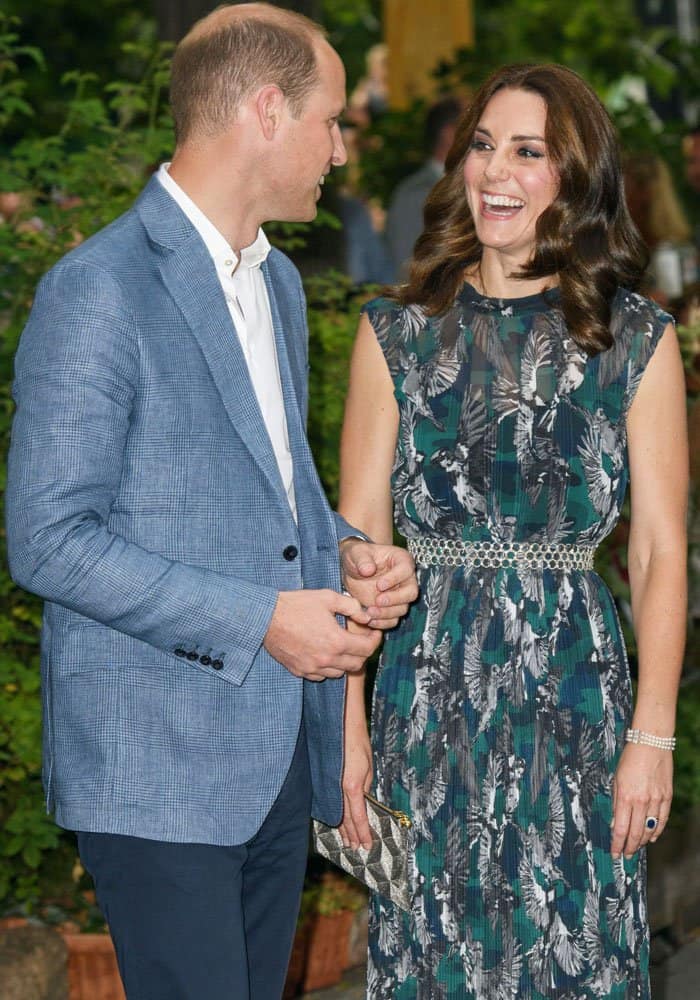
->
<box><xmin>339</xmin><ymin>714</ymin><xmax>374</xmax><ymax>850</ymax></box>
<box><xmin>341</xmin><ymin>538</ymin><xmax>418</xmax><ymax>629</ymax></box>
<box><xmin>610</xmin><ymin>743</ymin><xmax>673</xmax><ymax>858</ymax></box>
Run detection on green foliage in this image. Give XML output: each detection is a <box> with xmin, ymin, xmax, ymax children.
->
<box><xmin>672</xmin><ymin>679</ymin><xmax>700</xmax><ymax>820</ymax></box>
<box><xmin>303</xmin><ymin>871</ymin><xmax>367</xmax><ymax>916</ymax></box>
<box><xmin>0</xmin><ymin>17</ymin><xmax>44</xmax><ymax>133</ymax></box>
<box><xmin>0</xmin><ymin>1</ymin><xmax>158</xmax><ymax>139</ymax></box>
<box><xmin>322</xmin><ymin>0</ymin><xmax>382</xmax><ymax>91</ymax></box>
<box><xmin>306</xmin><ymin>273</ymin><xmax>376</xmax><ymax>508</ymax></box>
<box><xmin>0</xmin><ymin>18</ymin><xmax>178</xmax><ymax>914</ymax></box>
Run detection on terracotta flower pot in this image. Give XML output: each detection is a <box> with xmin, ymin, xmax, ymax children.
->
<box><xmin>62</xmin><ymin>933</ymin><xmax>125</xmax><ymax>1000</ymax></box>
<box><xmin>283</xmin><ymin>918</ymin><xmax>312</xmax><ymax>998</ymax></box>
<box><xmin>302</xmin><ymin>909</ymin><xmax>355</xmax><ymax>993</ymax></box>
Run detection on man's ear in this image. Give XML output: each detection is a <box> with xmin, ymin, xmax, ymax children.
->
<box><xmin>256</xmin><ymin>85</ymin><xmax>285</xmax><ymax>140</ymax></box>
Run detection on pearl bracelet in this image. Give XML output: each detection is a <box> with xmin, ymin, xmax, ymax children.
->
<box><xmin>625</xmin><ymin>728</ymin><xmax>676</xmax><ymax>751</ymax></box>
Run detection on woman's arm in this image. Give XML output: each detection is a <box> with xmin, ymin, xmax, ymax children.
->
<box><xmin>610</xmin><ymin>322</ymin><xmax>688</xmax><ymax>859</ymax></box>
<box><xmin>337</xmin><ymin>312</ymin><xmax>400</xmax><ymax>847</ymax></box>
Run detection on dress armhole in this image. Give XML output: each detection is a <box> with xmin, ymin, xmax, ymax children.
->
<box><xmin>622</xmin><ymin>304</ymin><xmax>674</xmax><ymax>418</ymax></box>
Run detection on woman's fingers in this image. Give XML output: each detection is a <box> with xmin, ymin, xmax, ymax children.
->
<box><xmin>610</xmin><ymin>796</ymin><xmax>631</xmax><ymax>859</ymax></box>
<box><xmin>340</xmin><ymin>788</ymin><xmax>373</xmax><ymax>849</ymax></box>
<box><xmin>650</xmin><ymin>796</ymin><xmax>672</xmax><ymax>844</ymax></box>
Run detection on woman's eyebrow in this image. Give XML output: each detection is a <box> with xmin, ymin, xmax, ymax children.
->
<box><xmin>473</xmin><ymin>126</ymin><xmax>545</xmax><ymax>142</ymax></box>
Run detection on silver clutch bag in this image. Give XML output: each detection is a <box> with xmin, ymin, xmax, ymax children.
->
<box><xmin>312</xmin><ymin>793</ymin><xmax>412</xmax><ymax>912</ymax></box>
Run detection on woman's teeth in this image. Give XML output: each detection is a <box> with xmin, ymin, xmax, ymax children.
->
<box><xmin>482</xmin><ymin>193</ymin><xmax>524</xmax><ymax>209</ymax></box>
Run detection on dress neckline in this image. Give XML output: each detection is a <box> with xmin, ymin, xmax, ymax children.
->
<box><xmin>459</xmin><ymin>280</ymin><xmax>560</xmax><ymax>314</ymax></box>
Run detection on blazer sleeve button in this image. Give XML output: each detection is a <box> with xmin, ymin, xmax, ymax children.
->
<box><xmin>200</xmin><ymin>655</ymin><xmax>212</xmax><ymax>666</ymax></box>
<box><xmin>211</xmin><ymin>659</ymin><xmax>224</xmax><ymax>670</ymax></box>
<box><xmin>282</xmin><ymin>545</ymin><xmax>298</xmax><ymax>561</ymax></box>
<box><xmin>186</xmin><ymin>651</ymin><xmax>199</xmax><ymax>661</ymax></box>
<box><xmin>174</xmin><ymin>648</ymin><xmax>187</xmax><ymax>657</ymax></box>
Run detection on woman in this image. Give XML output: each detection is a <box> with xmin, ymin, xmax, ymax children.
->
<box><xmin>339</xmin><ymin>64</ymin><xmax>687</xmax><ymax>999</ymax></box>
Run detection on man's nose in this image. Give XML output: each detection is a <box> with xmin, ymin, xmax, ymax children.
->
<box><xmin>331</xmin><ymin>124</ymin><xmax>348</xmax><ymax>167</ymax></box>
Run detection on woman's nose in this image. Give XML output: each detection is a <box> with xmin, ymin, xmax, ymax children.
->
<box><xmin>483</xmin><ymin>151</ymin><xmax>510</xmax><ymax>182</ymax></box>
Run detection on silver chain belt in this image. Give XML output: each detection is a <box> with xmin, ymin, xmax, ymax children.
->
<box><xmin>407</xmin><ymin>537</ymin><xmax>596</xmax><ymax>572</ymax></box>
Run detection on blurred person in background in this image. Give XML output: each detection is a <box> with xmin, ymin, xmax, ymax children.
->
<box><xmin>623</xmin><ymin>151</ymin><xmax>697</xmax><ymax>303</ymax></box>
<box><xmin>385</xmin><ymin>96</ymin><xmax>463</xmax><ymax>279</ymax></box>
<box><xmin>346</xmin><ymin>42</ymin><xmax>389</xmax><ymax>129</ymax></box>
<box><xmin>683</xmin><ymin>126</ymin><xmax>700</xmax><ymax>248</ymax></box>
<box><xmin>334</xmin><ymin>123</ymin><xmax>394</xmax><ymax>284</ymax></box>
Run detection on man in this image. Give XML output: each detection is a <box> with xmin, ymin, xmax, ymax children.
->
<box><xmin>384</xmin><ymin>96</ymin><xmax>462</xmax><ymax>279</ymax></box>
<box><xmin>5</xmin><ymin>5</ymin><xmax>416</xmax><ymax>999</ymax></box>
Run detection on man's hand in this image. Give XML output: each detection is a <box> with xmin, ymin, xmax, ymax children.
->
<box><xmin>340</xmin><ymin>539</ymin><xmax>418</xmax><ymax>629</ymax></box>
<box><xmin>263</xmin><ymin>589</ymin><xmax>382</xmax><ymax>681</ymax></box>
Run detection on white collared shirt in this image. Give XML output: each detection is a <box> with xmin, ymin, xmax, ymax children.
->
<box><xmin>156</xmin><ymin>163</ymin><xmax>296</xmax><ymax>520</ymax></box>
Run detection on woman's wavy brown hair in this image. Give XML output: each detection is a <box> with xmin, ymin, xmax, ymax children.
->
<box><xmin>395</xmin><ymin>64</ymin><xmax>648</xmax><ymax>355</ymax></box>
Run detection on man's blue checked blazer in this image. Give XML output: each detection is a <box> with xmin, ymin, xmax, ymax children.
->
<box><xmin>6</xmin><ymin>176</ymin><xmax>356</xmax><ymax>845</ymax></box>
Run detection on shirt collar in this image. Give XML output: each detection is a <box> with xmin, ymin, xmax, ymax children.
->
<box><xmin>238</xmin><ymin>227</ymin><xmax>271</xmax><ymax>270</ymax></box>
<box><xmin>156</xmin><ymin>163</ymin><xmax>271</xmax><ymax>272</ymax></box>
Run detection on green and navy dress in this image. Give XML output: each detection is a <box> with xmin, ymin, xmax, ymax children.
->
<box><xmin>363</xmin><ymin>283</ymin><xmax>670</xmax><ymax>1000</ymax></box>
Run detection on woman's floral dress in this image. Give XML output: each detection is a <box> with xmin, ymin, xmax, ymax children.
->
<box><xmin>363</xmin><ymin>284</ymin><xmax>670</xmax><ymax>1000</ymax></box>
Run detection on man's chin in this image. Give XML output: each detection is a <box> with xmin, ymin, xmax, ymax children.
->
<box><xmin>299</xmin><ymin>205</ymin><xmax>319</xmax><ymax>223</ymax></box>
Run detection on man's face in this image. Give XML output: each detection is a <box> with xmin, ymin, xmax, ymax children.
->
<box><xmin>271</xmin><ymin>41</ymin><xmax>348</xmax><ymax>222</ymax></box>
<box><xmin>684</xmin><ymin>133</ymin><xmax>700</xmax><ymax>194</ymax></box>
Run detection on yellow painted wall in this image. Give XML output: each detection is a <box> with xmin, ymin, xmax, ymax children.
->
<box><xmin>385</xmin><ymin>0</ymin><xmax>474</xmax><ymax>108</ymax></box>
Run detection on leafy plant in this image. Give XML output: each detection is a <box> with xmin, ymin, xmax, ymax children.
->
<box><xmin>0</xmin><ymin>18</ymin><xmax>178</xmax><ymax>914</ymax></box>
<box><xmin>305</xmin><ymin>871</ymin><xmax>367</xmax><ymax>916</ymax></box>
<box><xmin>672</xmin><ymin>679</ymin><xmax>700</xmax><ymax>820</ymax></box>
<box><xmin>306</xmin><ymin>272</ymin><xmax>378</xmax><ymax>507</ymax></box>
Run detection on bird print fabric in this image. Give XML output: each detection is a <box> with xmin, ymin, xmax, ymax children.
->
<box><xmin>363</xmin><ymin>283</ymin><xmax>669</xmax><ymax>999</ymax></box>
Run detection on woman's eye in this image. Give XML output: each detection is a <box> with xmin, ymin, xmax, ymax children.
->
<box><xmin>469</xmin><ymin>139</ymin><xmax>490</xmax><ymax>151</ymax></box>
<box><xmin>518</xmin><ymin>147</ymin><xmax>544</xmax><ymax>159</ymax></box>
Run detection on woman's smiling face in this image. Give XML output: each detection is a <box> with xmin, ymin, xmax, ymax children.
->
<box><xmin>463</xmin><ymin>87</ymin><xmax>559</xmax><ymax>266</ymax></box>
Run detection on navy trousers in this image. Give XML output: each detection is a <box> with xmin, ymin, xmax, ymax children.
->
<box><xmin>77</xmin><ymin>728</ymin><xmax>311</xmax><ymax>1000</ymax></box>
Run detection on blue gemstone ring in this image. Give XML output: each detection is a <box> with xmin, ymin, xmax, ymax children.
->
<box><xmin>645</xmin><ymin>816</ymin><xmax>658</xmax><ymax>831</ymax></box>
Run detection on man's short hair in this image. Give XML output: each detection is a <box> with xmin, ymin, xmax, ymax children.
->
<box><xmin>424</xmin><ymin>97</ymin><xmax>462</xmax><ymax>156</ymax></box>
<box><xmin>170</xmin><ymin>4</ymin><xmax>325</xmax><ymax>144</ymax></box>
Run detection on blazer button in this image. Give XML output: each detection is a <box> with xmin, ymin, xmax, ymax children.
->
<box><xmin>283</xmin><ymin>545</ymin><xmax>298</xmax><ymax>561</ymax></box>
<box><xmin>174</xmin><ymin>648</ymin><xmax>187</xmax><ymax>657</ymax></box>
<box><xmin>200</xmin><ymin>655</ymin><xmax>212</xmax><ymax>666</ymax></box>
<box><xmin>186</xmin><ymin>651</ymin><xmax>199</xmax><ymax>661</ymax></box>
<box><xmin>211</xmin><ymin>659</ymin><xmax>224</xmax><ymax>670</ymax></box>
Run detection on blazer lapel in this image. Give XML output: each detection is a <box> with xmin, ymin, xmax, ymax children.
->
<box><xmin>138</xmin><ymin>179</ymin><xmax>286</xmax><ymax>502</ymax></box>
<box><xmin>262</xmin><ymin>259</ymin><xmax>307</xmax><ymax>453</ymax></box>
<box><xmin>263</xmin><ymin>258</ymin><xmax>332</xmax><ymax>538</ymax></box>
